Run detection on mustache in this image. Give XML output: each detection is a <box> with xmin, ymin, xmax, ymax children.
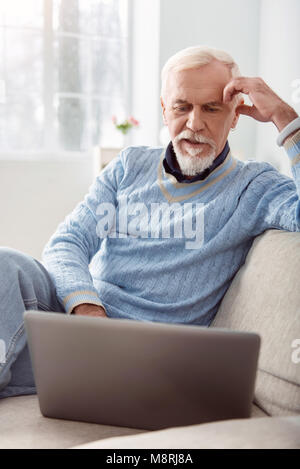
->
<box><xmin>174</xmin><ymin>130</ymin><xmax>217</xmax><ymax>149</ymax></box>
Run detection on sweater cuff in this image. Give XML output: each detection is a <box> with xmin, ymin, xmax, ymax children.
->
<box><xmin>284</xmin><ymin>129</ymin><xmax>300</xmax><ymax>167</ymax></box>
<box><xmin>62</xmin><ymin>290</ymin><xmax>106</xmax><ymax>315</ymax></box>
<box><xmin>277</xmin><ymin>116</ymin><xmax>300</xmax><ymax>146</ymax></box>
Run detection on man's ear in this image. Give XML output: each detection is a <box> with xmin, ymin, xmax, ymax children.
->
<box><xmin>231</xmin><ymin>97</ymin><xmax>244</xmax><ymax>129</ymax></box>
<box><xmin>160</xmin><ymin>96</ymin><xmax>167</xmax><ymax>125</ymax></box>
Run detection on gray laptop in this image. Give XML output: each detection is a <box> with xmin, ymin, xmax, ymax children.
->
<box><xmin>24</xmin><ymin>310</ymin><xmax>260</xmax><ymax>430</ymax></box>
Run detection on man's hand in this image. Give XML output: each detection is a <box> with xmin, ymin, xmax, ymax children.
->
<box><xmin>223</xmin><ymin>76</ymin><xmax>298</xmax><ymax>132</ymax></box>
<box><xmin>72</xmin><ymin>303</ymin><xmax>107</xmax><ymax>318</ymax></box>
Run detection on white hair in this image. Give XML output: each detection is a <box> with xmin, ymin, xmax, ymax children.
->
<box><xmin>161</xmin><ymin>45</ymin><xmax>241</xmax><ymax>100</ymax></box>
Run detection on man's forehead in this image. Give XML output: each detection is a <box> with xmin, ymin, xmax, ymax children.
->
<box><xmin>166</xmin><ymin>65</ymin><xmax>231</xmax><ymax>98</ymax></box>
<box><xmin>169</xmin><ymin>85</ymin><xmax>225</xmax><ymax>104</ymax></box>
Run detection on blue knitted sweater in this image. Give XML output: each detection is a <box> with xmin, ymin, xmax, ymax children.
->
<box><xmin>42</xmin><ymin>130</ymin><xmax>300</xmax><ymax>325</ymax></box>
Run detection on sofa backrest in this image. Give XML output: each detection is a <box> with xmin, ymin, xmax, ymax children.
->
<box><xmin>211</xmin><ymin>229</ymin><xmax>300</xmax><ymax>416</ymax></box>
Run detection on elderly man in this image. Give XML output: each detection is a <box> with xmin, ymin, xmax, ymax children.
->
<box><xmin>0</xmin><ymin>45</ymin><xmax>300</xmax><ymax>398</ymax></box>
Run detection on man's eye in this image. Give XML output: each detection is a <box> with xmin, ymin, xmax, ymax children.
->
<box><xmin>205</xmin><ymin>106</ymin><xmax>220</xmax><ymax>112</ymax></box>
<box><xmin>175</xmin><ymin>106</ymin><xmax>188</xmax><ymax>112</ymax></box>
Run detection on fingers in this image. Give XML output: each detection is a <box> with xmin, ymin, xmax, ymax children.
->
<box><xmin>223</xmin><ymin>76</ymin><xmax>270</xmax><ymax>103</ymax></box>
<box><xmin>236</xmin><ymin>104</ymin><xmax>255</xmax><ymax>117</ymax></box>
<box><xmin>223</xmin><ymin>78</ymin><xmax>247</xmax><ymax>103</ymax></box>
<box><xmin>223</xmin><ymin>76</ymin><xmax>287</xmax><ymax>124</ymax></box>
<box><xmin>78</xmin><ymin>310</ymin><xmax>107</xmax><ymax>318</ymax></box>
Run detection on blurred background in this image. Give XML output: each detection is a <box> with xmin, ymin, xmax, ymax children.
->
<box><xmin>0</xmin><ymin>0</ymin><xmax>300</xmax><ymax>259</ymax></box>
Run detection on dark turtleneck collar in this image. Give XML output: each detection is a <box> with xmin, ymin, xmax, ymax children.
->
<box><xmin>163</xmin><ymin>140</ymin><xmax>230</xmax><ymax>183</ymax></box>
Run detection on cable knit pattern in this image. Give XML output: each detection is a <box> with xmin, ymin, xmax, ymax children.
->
<box><xmin>42</xmin><ymin>131</ymin><xmax>300</xmax><ymax>322</ymax></box>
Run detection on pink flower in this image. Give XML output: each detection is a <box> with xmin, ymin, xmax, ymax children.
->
<box><xmin>128</xmin><ymin>116</ymin><xmax>139</xmax><ymax>126</ymax></box>
<box><xmin>112</xmin><ymin>115</ymin><xmax>140</xmax><ymax>134</ymax></box>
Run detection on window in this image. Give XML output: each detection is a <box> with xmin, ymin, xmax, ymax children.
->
<box><xmin>0</xmin><ymin>0</ymin><xmax>129</xmax><ymax>155</ymax></box>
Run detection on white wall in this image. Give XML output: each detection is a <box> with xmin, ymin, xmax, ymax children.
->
<box><xmin>0</xmin><ymin>157</ymin><xmax>95</xmax><ymax>260</ymax></box>
<box><xmin>130</xmin><ymin>0</ymin><xmax>161</xmax><ymax>147</ymax></box>
<box><xmin>256</xmin><ymin>0</ymin><xmax>300</xmax><ymax>175</ymax></box>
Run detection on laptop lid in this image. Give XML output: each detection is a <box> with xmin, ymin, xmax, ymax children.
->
<box><xmin>24</xmin><ymin>310</ymin><xmax>260</xmax><ymax>430</ymax></box>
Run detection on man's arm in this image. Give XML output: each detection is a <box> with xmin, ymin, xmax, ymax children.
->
<box><xmin>223</xmin><ymin>76</ymin><xmax>300</xmax><ymax>233</ymax></box>
<box><xmin>42</xmin><ymin>154</ymin><xmax>125</xmax><ymax>315</ymax></box>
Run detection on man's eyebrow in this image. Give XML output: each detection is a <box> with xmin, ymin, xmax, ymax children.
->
<box><xmin>172</xmin><ymin>99</ymin><xmax>224</xmax><ymax>106</ymax></box>
<box><xmin>204</xmin><ymin>101</ymin><xmax>224</xmax><ymax>106</ymax></box>
<box><xmin>172</xmin><ymin>99</ymin><xmax>190</xmax><ymax>105</ymax></box>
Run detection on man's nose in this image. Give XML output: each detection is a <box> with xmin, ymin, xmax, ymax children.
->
<box><xmin>186</xmin><ymin>108</ymin><xmax>205</xmax><ymax>132</ymax></box>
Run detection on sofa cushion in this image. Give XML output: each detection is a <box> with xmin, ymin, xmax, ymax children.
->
<box><xmin>0</xmin><ymin>395</ymin><xmax>266</xmax><ymax>449</ymax></box>
<box><xmin>74</xmin><ymin>416</ymin><xmax>300</xmax><ymax>449</ymax></box>
<box><xmin>0</xmin><ymin>395</ymin><xmax>145</xmax><ymax>449</ymax></box>
<box><xmin>212</xmin><ymin>230</ymin><xmax>300</xmax><ymax>416</ymax></box>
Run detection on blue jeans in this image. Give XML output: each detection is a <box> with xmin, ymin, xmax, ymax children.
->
<box><xmin>0</xmin><ymin>247</ymin><xmax>65</xmax><ymax>398</ymax></box>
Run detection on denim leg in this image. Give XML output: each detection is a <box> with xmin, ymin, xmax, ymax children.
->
<box><xmin>0</xmin><ymin>247</ymin><xmax>65</xmax><ymax>398</ymax></box>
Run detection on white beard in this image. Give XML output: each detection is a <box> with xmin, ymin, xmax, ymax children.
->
<box><xmin>173</xmin><ymin>130</ymin><xmax>217</xmax><ymax>176</ymax></box>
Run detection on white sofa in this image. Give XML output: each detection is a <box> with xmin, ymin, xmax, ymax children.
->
<box><xmin>0</xmin><ymin>230</ymin><xmax>299</xmax><ymax>449</ymax></box>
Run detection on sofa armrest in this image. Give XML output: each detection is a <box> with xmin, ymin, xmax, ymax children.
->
<box><xmin>211</xmin><ymin>230</ymin><xmax>300</xmax><ymax>417</ymax></box>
